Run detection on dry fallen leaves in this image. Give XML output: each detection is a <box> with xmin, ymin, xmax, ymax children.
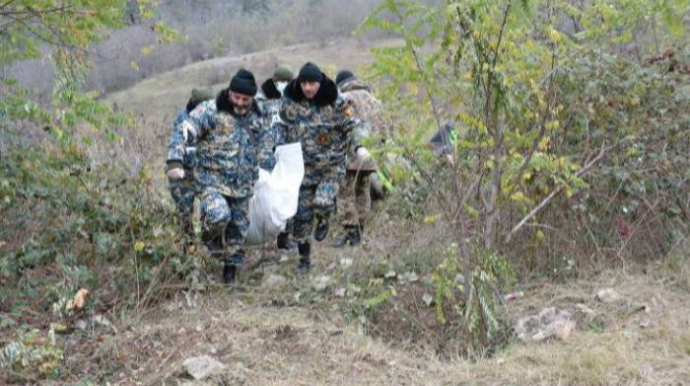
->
<box><xmin>72</xmin><ymin>288</ymin><xmax>90</xmax><ymax>310</ymax></box>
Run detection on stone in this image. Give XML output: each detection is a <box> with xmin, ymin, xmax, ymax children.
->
<box><xmin>262</xmin><ymin>274</ymin><xmax>287</xmax><ymax>289</ymax></box>
<box><xmin>596</xmin><ymin>288</ymin><xmax>622</xmax><ymax>303</ymax></box>
<box><xmin>312</xmin><ymin>275</ymin><xmax>333</xmax><ymax>292</ymax></box>
<box><xmin>575</xmin><ymin>303</ymin><xmax>596</xmax><ymax>316</ymax></box>
<box><xmin>183</xmin><ymin>356</ymin><xmax>226</xmax><ymax>380</ymax></box>
<box><xmin>75</xmin><ymin>319</ymin><xmax>88</xmax><ymax>331</ymax></box>
<box><xmin>515</xmin><ymin>307</ymin><xmax>576</xmax><ymax>342</ymax></box>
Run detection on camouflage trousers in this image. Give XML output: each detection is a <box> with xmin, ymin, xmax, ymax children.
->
<box><xmin>199</xmin><ymin>190</ymin><xmax>250</xmax><ymax>265</ymax></box>
<box><xmin>293</xmin><ymin>179</ymin><xmax>341</xmax><ymax>243</ymax></box>
<box><xmin>168</xmin><ymin>170</ymin><xmax>196</xmax><ymax>238</ymax></box>
<box><xmin>337</xmin><ymin>170</ymin><xmax>372</xmax><ymax>227</ymax></box>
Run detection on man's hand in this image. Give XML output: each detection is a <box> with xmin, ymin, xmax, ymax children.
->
<box><xmin>167</xmin><ymin>168</ymin><xmax>185</xmax><ymax>181</ymax></box>
<box><xmin>356</xmin><ymin>147</ymin><xmax>371</xmax><ymax>160</ymax></box>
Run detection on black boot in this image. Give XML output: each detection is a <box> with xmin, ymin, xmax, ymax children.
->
<box><xmin>296</xmin><ymin>242</ymin><xmax>311</xmax><ymax>274</ymax></box>
<box><xmin>277</xmin><ymin>232</ymin><xmax>297</xmax><ymax>250</ymax></box>
<box><xmin>223</xmin><ymin>263</ymin><xmax>237</xmax><ymax>284</ymax></box>
<box><xmin>314</xmin><ymin>217</ymin><xmax>330</xmax><ymax>242</ymax></box>
<box><xmin>348</xmin><ymin>226</ymin><xmax>362</xmax><ymax>246</ymax></box>
<box><xmin>332</xmin><ymin>226</ymin><xmax>362</xmax><ymax>248</ymax></box>
<box><xmin>222</xmin><ymin>251</ymin><xmax>245</xmax><ymax>285</ymax></box>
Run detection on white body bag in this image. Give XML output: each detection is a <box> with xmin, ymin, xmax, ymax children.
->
<box><xmin>245</xmin><ymin>143</ymin><xmax>304</xmax><ymax>246</ymax></box>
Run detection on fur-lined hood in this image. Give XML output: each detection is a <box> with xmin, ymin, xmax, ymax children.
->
<box><xmin>339</xmin><ymin>79</ymin><xmax>371</xmax><ymax>94</ymax></box>
<box><xmin>260</xmin><ymin>79</ymin><xmax>282</xmax><ymax>100</ymax></box>
<box><xmin>215</xmin><ymin>87</ymin><xmax>262</xmax><ymax>117</ymax></box>
<box><xmin>283</xmin><ymin>74</ymin><xmax>339</xmax><ymax>107</ymax></box>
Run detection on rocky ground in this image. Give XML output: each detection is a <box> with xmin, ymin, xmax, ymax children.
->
<box><xmin>49</xmin><ymin>245</ymin><xmax>690</xmax><ymax>386</ymax></box>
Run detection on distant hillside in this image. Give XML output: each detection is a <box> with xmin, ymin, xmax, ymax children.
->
<box><xmin>105</xmin><ymin>37</ymin><xmax>401</xmax><ymax>119</ymax></box>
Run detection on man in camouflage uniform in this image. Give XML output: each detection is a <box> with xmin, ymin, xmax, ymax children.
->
<box><xmin>168</xmin><ymin>69</ymin><xmax>265</xmax><ymax>284</ymax></box>
<box><xmin>333</xmin><ymin>70</ymin><xmax>384</xmax><ymax>247</ymax></box>
<box><xmin>274</xmin><ymin>62</ymin><xmax>358</xmax><ymax>272</ymax></box>
<box><xmin>166</xmin><ymin>88</ymin><xmax>214</xmax><ymax>240</ymax></box>
<box><xmin>257</xmin><ymin>65</ymin><xmax>293</xmax><ymax>134</ymax></box>
<box><xmin>256</xmin><ymin>66</ymin><xmax>300</xmax><ymax>251</ymax></box>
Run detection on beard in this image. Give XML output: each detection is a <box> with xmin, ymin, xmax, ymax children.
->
<box><xmin>233</xmin><ymin>105</ymin><xmax>249</xmax><ymax>116</ymax></box>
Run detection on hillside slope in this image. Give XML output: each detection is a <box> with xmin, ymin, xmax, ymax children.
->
<box><xmin>105</xmin><ymin>37</ymin><xmax>400</xmax><ymax>119</ymax></box>
<box><xmin>59</xmin><ymin>265</ymin><xmax>690</xmax><ymax>386</ymax></box>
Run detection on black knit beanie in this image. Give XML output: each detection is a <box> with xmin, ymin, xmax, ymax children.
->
<box><xmin>229</xmin><ymin>69</ymin><xmax>257</xmax><ymax>96</ymax></box>
<box><xmin>336</xmin><ymin>70</ymin><xmax>356</xmax><ymax>86</ymax></box>
<box><xmin>298</xmin><ymin>62</ymin><xmax>323</xmax><ymax>83</ymax></box>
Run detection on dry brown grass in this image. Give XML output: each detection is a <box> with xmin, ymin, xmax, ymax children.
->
<box><xmin>81</xmin><ymin>35</ymin><xmax>690</xmax><ymax>386</ymax></box>
<box><xmin>51</xmin><ymin>255</ymin><xmax>688</xmax><ymax>386</ymax></box>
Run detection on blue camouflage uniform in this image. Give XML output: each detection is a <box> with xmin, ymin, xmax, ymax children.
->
<box><xmin>255</xmin><ymin>95</ymin><xmax>283</xmax><ymax>170</ymax></box>
<box><xmin>273</xmin><ymin>77</ymin><xmax>359</xmax><ymax>244</ymax></box>
<box><xmin>182</xmin><ymin>93</ymin><xmax>265</xmax><ymax>264</ymax></box>
<box><xmin>167</xmin><ymin>108</ymin><xmax>198</xmax><ymax>237</ymax></box>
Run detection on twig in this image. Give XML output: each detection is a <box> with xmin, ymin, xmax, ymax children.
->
<box><xmin>0</xmin><ymin>0</ymin><xmax>19</xmax><ymax>11</ymax></box>
<box><xmin>390</xmin><ymin>4</ymin><xmax>443</xmax><ymax>132</ymax></box>
<box><xmin>512</xmin><ymin>27</ymin><xmax>558</xmax><ymax>186</ymax></box>
<box><xmin>506</xmin><ymin>143</ymin><xmax>611</xmax><ymax>241</ymax></box>
<box><xmin>1</xmin><ymin>5</ymin><xmax>74</xmax><ymax>17</ymax></box>
<box><xmin>136</xmin><ymin>254</ymin><xmax>171</xmax><ymax>313</ymax></box>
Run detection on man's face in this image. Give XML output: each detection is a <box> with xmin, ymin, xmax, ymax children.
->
<box><xmin>300</xmin><ymin>81</ymin><xmax>321</xmax><ymax>100</ymax></box>
<box><xmin>229</xmin><ymin>92</ymin><xmax>253</xmax><ymax>115</ymax></box>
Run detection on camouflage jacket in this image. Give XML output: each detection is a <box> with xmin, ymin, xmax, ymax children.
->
<box><xmin>166</xmin><ymin>108</ymin><xmax>197</xmax><ymax>170</ymax></box>
<box><xmin>255</xmin><ymin>80</ymin><xmax>284</xmax><ymax>170</ymax></box>
<box><xmin>183</xmin><ymin>92</ymin><xmax>265</xmax><ymax>198</ymax></box>
<box><xmin>257</xmin><ymin>78</ymin><xmax>284</xmax><ymax>126</ymax></box>
<box><xmin>339</xmin><ymin>79</ymin><xmax>384</xmax><ymax>171</ymax></box>
<box><xmin>276</xmin><ymin>77</ymin><xmax>359</xmax><ymax>185</ymax></box>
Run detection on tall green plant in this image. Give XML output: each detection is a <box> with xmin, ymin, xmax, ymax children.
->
<box><xmin>362</xmin><ymin>0</ymin><xmax>687</xmax><ymax>349</ymax></box>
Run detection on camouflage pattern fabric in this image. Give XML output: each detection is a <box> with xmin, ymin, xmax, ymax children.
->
<box><xmin>256</xmin><ymin>96</ymin><xmax>283</xmax><ymax>170</ymax></box>
<box><xmin>339</xmin><ymin>79</ymin><xmax>384</xmax><ymax>172</ymax></box>
<box><xmin>293</xmin><ymin>179</ymin><xmax>341</xmax><ymax>242</ymax></box>
<box><xmin>184</xmin><ymin>96</ymin><xmax>264</xmax><ymax>259</ymax></box>
<box><xmin>337</xmin><ymin>171</ymin><xmax>371</xmax><ymax>227</ymax></box>
<box><xmin>277</xmin><ymin>96</ymin><xmax>357</xmax><ymax>185</ymax></box>
<box><xmin>167</xmin><ymin>108</ymin><xmax>198</xmax><ymax>237</ymax></box>
<box><xmin>167</xmin><ymin>109</ymin><xmax>198</xmax><ymax>169</ymax></box>
<box><xmin>169</xmin><ymin>174</ymin><xmax>195</xmax><ymax>237</ymax></box>
<box><xmin>272</xmin><ymin>74</ymin><xmax>360</xmax><ymax>243</ymax></box>
<box><xmin>185</xmin><ymin>99</ymin><xmax>263</xmax><ymax>198</ymax></box>
<box><xmin>199</xmin><ymin>191</ymin><xmax>249</xmax><ymax>264</ymax></box>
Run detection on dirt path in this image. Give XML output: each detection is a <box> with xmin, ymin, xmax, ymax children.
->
<box><xmin>63</xmin><ymin>254</ymin><xmax>689</xmax><ymax>386</ymax></box>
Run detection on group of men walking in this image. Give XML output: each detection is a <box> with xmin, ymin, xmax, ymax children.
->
<box><xmin>166</xmin><ymin>62</ymin><xmax>383</xmax><ymax>284</ymax></box>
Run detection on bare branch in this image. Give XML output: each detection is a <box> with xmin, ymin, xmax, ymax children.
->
<box><xmin>2</xmin><ymin>13</ymin><xmax>63</xmax><ymax>46</ymax></box>
<box><xmin>391</xmin><ymin>3</ymin><xmax>444</xmax><ymax>132</ymax></box>
<box><xmin>506</xmin><ymin>142</ymin><xmax>612</xmax><ymax>241</ymax></box>
<box><xmin>0</xmin><ymin>0</ymin><xmax>19</xmax><ymax>11</ymax></box>
<box><xmin>1</xmin><ymin>5</ymin><xmax>74</xmax><ymax>17</ymax></box>
<box><xmin>491</xmin><ymin>0</ymin><xmax>513</xmax><ymax>70</ymax></box>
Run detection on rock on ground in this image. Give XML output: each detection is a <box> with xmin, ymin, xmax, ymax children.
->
<box><xmin>312</xmin><ymin>275</ymin><xmax>333</xmax><ymax>292</ymax></box>
<box><xmin>183</xmin><ymin>356</ymin><xmax>226</xmax><ymax>380</ymax></box>
<box><xmin>262</xmin><ymin>274</ymin><xmax>287</xmax><ymax>289</ymax></box>
<box><xmin>515</xmin><ymin>307</ymin><xmax>576</xmax><ymax>342</ymax></box>
<box><xmin>596</xmin><ymin>288</ymin><xmax>622</xmax><ymax>303</ymax></box>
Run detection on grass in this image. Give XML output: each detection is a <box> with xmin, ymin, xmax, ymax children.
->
<box><xmin>30</xmin><ymin>244</ymin><xmax>685</xmax><ymax>386</ymax></box>
<box><xmin>4</xmin><ymin>35</ymin><xmax>690</xmax><ymax>386</ymax></box>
